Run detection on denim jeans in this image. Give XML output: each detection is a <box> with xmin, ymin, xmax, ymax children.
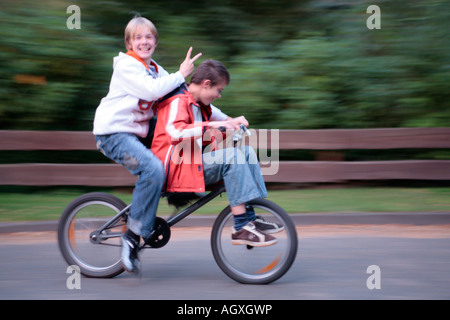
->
<box><xmin>95</xmin><ymin>133</ymin><xmax>164</xmax><ymax>239</ymax></box>
<box><xmin>202</xmin><ymin>146</ymin><xmax>267</xmax><ymax>207</ymax></box>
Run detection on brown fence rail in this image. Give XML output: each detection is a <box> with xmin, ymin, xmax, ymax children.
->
<box><xmin>1</xmin><ymin>128</ymin><xmax>450</xmax><ymax>186</ymax></box>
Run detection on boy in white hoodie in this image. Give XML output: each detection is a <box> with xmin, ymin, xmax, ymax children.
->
<box><xmin>93</xmin><ymin>16</ymin><xmax>202</xmax><ymax>273</ymax></box>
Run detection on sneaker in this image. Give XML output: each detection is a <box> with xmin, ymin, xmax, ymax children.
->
<box><xmin>253</xmin><ymin>215</ymin><xmax>284</xmax><ymax>234</ymax></box>
<box><xmin>121</xmin><ymin>234</ymin><xmax>141</xmax><ymax>273</ymax></box>
<box><xmin>232</xmin><ymin>222</ymin><xmax>277</xmax><ymax>247</ymax></box>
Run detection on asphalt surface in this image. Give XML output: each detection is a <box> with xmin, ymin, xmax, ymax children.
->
<box><xmin>1</xmin><ymin>212</ymin><xmax>449</xmax><ymax>300</ymax></box>
<box><xmin>2</xmin><ymin>211</ymin><xmax>450</xmax><ymax>233</ymax></box>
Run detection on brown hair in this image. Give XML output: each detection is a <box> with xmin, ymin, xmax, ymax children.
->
<box><xmin>124</xmin><ymin>16</ymin><xmax>158</xmax><ymax>50</ymax></box>
<box><xmin>190</xmin><ymin>60</ymin><xmax>230</xmax><ymax>86</ymax></box>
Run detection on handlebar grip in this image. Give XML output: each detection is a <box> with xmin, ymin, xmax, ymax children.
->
<box><xmin>218</xmin><ymin>125</ymin><xmax>251</xmax><ymax>136</ymax></box>
<box><xmin>240</xmin><ymin>124</ymin><xmax>252</xmax><ymax>136</ymax></box>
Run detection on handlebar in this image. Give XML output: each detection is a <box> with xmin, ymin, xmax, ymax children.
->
<box><xmin>240</xmin><ymin>124</ymin><xmax>252</xmax><ymax>135</ymax></box>
<box><xmin>217</xmin><ymin>124</ymin><xmax>251</xmax><ymax>148</ymax></box>
<box><xmin>218</xmin><ymin>124</ymin><xmax>251</xmax><ymax>141</ymax></box>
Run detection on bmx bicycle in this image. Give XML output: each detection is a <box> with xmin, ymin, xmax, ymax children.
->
<box><xmin>57</xmin><ymin>126</ymin><xmax>298</xmax><ymax>284</ymax></box>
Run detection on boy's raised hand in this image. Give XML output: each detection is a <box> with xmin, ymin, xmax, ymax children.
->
<box><xmin>179</xmin><ymin>47</ymin><xmax>202</xmax><ymax>79</ymax></box>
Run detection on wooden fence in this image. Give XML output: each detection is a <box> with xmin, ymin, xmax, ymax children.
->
<box><xmin>1</xmin><ymin>128</ymin><xmax>450</xmax><ymax>186</ymax></box>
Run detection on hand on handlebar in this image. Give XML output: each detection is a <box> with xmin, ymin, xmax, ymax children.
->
<box><xmin>231</xmin><ymin>116</ymin><xmax>249</xmax><ymax>129</ymax></box>
<box><xmin>209</xmin><ymin>116</ymin><xmax>249</xmax><ymax>131</ymax></box>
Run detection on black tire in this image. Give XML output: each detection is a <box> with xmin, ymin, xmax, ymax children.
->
<box><xmin>58</xmin><ymin>192</ymin><xmax>128</xmax><ymax>278</ymax></box>
<box><xmin>211</xmin><ymin>198</ymin><xmax>298</xmax><ymax>284</ymax></box>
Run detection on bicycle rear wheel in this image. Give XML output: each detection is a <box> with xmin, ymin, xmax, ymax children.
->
<box><xmin>211</xmin><ymin>199</ymin><xmax>298</xmax><ymax>284</ymax></box>
<box><xmin>57</xmin><ymin>192</ymin><xmax>128</xmax><ymax>278</ymax></box>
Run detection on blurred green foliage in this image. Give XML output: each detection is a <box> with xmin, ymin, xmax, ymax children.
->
<box><xmin>0</xmin><ymin>0</ymin><xmax>449</xmax><ymax>130</ymax></box>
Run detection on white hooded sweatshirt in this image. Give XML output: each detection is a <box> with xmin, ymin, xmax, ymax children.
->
<box><xmin>93</xmin><ymin>52</ymin><xmax>185</xmax><ymax>138</ymax></box>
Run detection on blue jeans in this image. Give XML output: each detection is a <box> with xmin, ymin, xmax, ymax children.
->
<box><xmin>202</xmin><ymin>146</ymin><xmax>268</xmax><ymax>207</ymax></box>
<box><xmin>95</xmin><ymin>133</ymin><xmax>164</xmax><ymax>239</ymax></box>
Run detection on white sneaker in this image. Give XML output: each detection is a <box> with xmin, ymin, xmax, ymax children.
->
<box><xmin>121</xmin><ymin>234</ymin><xmax>141</xmax><ymax>273</ymax></box>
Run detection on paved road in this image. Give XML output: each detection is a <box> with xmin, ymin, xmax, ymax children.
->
<box><xmin>0</xmin><ymin>212</ymin><xmax>449</xmax><ymax>300</ymax></box>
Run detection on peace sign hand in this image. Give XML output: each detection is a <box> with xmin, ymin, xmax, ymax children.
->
<box><xmin>179</xmin><ymin>47</ymin><xmax>202</xmax><ymax>79</ymax></box>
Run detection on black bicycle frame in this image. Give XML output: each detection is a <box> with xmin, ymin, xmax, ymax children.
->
<box><xmin>94</xmin><ymin>185</ymin><xmax>226</xmax><ymax>241</ymax></box>
<box><xmin>166</xmin><ymin>184</ymin><xmax>225</xmax><ymax>227</ymax></box>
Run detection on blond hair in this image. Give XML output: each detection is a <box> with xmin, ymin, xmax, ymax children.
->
<box><xmin>124</xmin><ymin>16</ymin><xmax>158</xmax><ymax>50</ymax></box>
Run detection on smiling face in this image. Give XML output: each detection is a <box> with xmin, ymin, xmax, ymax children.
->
<box><xmin>189</xmin><ymin>60</ymin><xmax>230</xmax><ymax>106</ymax></box>
<box><xmin>124</xmin><ymin>17</ymin><xmax>159</xmax><ymax>65</ymax></box>
<box><xmin>197</xmin><ymin>80</ymin><xmax>227</xmax><ymax>106</ymax></box>
<box><xmin>127</xmin><ymin>26</ymin><xmax>157</xmax><ymax>64</ymax></box>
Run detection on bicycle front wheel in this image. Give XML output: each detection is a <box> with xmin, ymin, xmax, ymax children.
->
<box><xmin>57</xmin><ymin>192</ymin><xmax>128</xmax><ymax>278</ymax></box>
<box><xmin>211</xmin><ymin>199</ymin><xmax>298</xmax><ymax>284</ymax></box>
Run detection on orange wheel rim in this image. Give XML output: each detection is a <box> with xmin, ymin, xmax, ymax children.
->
<box><xmin>256</xmin><ymin>254</ymin><xmax>282</xmax><ymax>274</ymax></box>
<box><xmin>69</xmin><ymin>221</ymin><xmax>76</xmax><ymax>249</ymax></box>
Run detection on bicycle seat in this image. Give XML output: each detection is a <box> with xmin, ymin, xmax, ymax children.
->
<box><xmin>162</xmin><ymin>180</ymin><xmax>225</xmax><ymax>209</ymax></box>
<box><xmin>162</xmin><ymin>192</ymin><xmax>206</xmax><ymax>209</ymax></box>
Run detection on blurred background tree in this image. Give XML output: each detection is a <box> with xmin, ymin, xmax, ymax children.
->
<box><xmin>0</xmin><ymin>0</ymin><xmax>449</xmax><ymax>130</ymax></box>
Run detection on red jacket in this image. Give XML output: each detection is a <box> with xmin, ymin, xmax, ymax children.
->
<box><xmin>151</xmin><ymin>84</ymin><xmax>227</xmax><ymax>192</ymax></box>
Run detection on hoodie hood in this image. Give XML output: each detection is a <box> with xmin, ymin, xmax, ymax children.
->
<box><xmin>113</xmin><ymin>51</ymin><xmax>159</xmax><ymax>73</ymax></box>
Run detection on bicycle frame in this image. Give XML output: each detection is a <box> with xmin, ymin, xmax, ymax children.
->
<box><xmin>89</xmin><ymin>204</ymin><xmax>130</xmax><ymax>244</ymax></box>
<box><xmin>167</xmin><ymin>184</ymin><xmax>225</xmax><ymax>226</ymax></box>
<box><xmin>91</xmin><ymin>185</ymin><xmax>225</xmax><ymax>244</ymax></box>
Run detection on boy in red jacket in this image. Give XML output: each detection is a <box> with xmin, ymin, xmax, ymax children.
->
<box><xmin>152</xmin><ymin>60</ymin><xmax>283</xmax><ymax>246</ymax></box>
